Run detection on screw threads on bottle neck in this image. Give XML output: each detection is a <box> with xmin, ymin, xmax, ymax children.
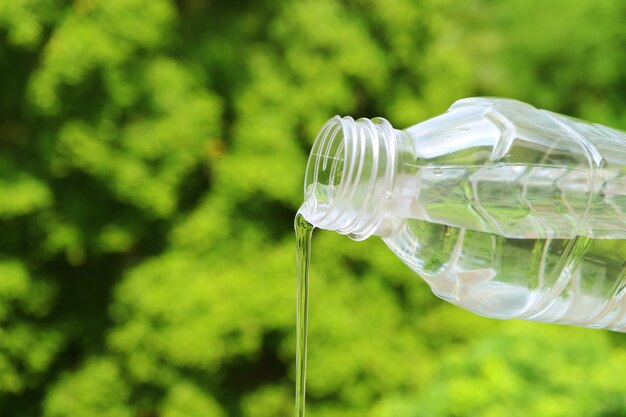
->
<box><xmin>301</xmin><ymin>116</ymin><xmax>398</xmax><ymax>240</ymax></box>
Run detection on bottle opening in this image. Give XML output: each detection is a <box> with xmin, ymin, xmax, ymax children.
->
<box><xmin>301</xmin><ymin>116</ymin><xmax>398</xmax><ymax>240</ymax></box>
<box><xmin>303</xmin><ymin>116</ymin><xmax>346</xmax><ymax>222</ymax></box>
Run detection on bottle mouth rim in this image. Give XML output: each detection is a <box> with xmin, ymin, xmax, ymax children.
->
<box><xmin>301</xmin><ymin>115</ymin><xmax>397</xmax><ymax>240</ymax></box>
<box><xmin>303</xmin><ymin>116</ymin><xmax>347</xmax><ymax>222</ymax></box>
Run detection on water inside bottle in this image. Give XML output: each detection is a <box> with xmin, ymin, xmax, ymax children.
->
<box><xmin>294</xmin><ymin>212</ymin><xmax>314</xmax><ymax>417</ymax></box>
<box><xmin>383</xmin><ymin>218</ymin><xmax>626</xmax><ymax>328</ymax></box>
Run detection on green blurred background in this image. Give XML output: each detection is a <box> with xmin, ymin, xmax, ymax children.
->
<box><xmin>1</xmin><ymin>0</ymin><xmax>626</xmax><ymax>416</ymax></box>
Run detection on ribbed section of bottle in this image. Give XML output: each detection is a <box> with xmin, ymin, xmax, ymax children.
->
<box><xmin>301</xmin><ymin>116</ymin><xmax>398</xmax><ymax>240</ymax></box>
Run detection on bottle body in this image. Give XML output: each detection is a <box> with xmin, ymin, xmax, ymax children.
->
<box><xmin>301</xmin><ymin>97</ymin><xmax>626</xmax><ymax>331</ymax></box>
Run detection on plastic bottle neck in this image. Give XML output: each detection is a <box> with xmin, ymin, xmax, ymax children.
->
<box><xmin>300</xmin><ymin>116</ymin><xmax>410</xmax><ymax>240</ymax></box>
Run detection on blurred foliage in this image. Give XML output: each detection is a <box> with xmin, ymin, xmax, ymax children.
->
<box><xmin>0</xmin><ymin>0</ymin><xmax>625</xmax><ymax>416</ymax></box>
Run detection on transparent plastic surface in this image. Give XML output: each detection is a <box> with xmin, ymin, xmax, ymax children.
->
<box><xmin>395</xmin><ymin>98</ymin><xmax>626</xmax><ymax>240</ymax></box>
<box><xmin>301</xmin><ymin>97</ymin><xmax>626</xmax><ymax>331</ymax></box>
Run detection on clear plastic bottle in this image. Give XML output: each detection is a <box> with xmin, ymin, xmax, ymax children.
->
<box><xmin>299</xmin><ymin>97</ymin><xmax>626</xmax><ymax>331</ymax></box>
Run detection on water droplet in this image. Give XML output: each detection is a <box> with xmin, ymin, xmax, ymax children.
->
<box><xmin>433</xmin><ymin>167</ymin><xmax>443</xmax><ymax>176</ymax></box>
